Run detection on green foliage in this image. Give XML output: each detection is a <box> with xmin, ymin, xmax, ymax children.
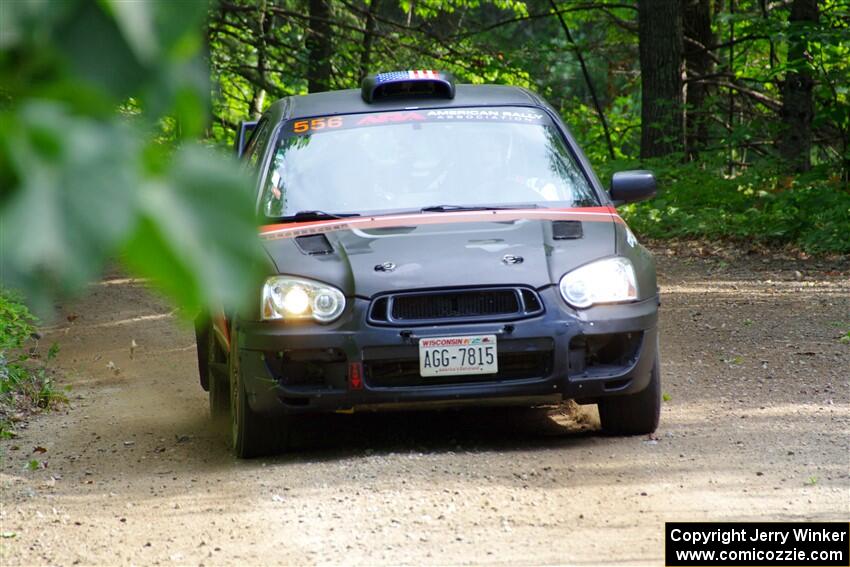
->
<box><xmin>0</xmin><ymin>290</ymin><xmax>35</xmax><ymax>352</ymax></box>
<box><xmin>1</xmin><ymin>0</ymin><xmax>265</xmax><ymax>315</ymax></box>
<box><xmin>562</xmin><ymin>96</ymin><xmax>640</xmax><ymax>163</ymax></box>
<box><xmin>0</xmin><ymin>290</ymin><xmax>65</xmax><ymax>438</ymax></box>
<box><xmin>598</xmin><ymin>158</ymin><xmax>850</xmax><ymax>254</ymax></box>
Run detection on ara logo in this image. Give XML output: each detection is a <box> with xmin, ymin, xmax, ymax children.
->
<box><xmin>357</xmin><ymin>112</ymin><xmax>426</xmax><ymax>125</ymax></box>
<box><xmin>374</xmin><ymin>261</ymin><xmax>396</xmax><ymax>272</ymax></box>
<box><xmin>502</xmin><ymin>254</ymin><xmax>524</xmax><ymax>265</ymax></box>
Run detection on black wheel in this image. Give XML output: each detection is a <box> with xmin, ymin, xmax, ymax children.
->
<box><xmin>194</xmin><ymin>317</ymin><xmax>210</xmax><ymax>390</ymax></box>
<box><xmin>229</xmin><ymin>322</ymin><xmax>287</xmax><ymax>458</ymax></box>
<box><xmin>598</xmin><ymin>347</ymin><xmax>661</xmax><ymax>435</ymax></box>
<box><xmin>208</xmin><ymin>326</ymin><xmax>230</xmax><ymax>421</ymax></box>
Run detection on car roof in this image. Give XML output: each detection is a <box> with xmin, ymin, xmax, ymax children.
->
<box><xmin>267</xmin><ymin>84</ymin><xmax>543</xmax><ymax>122</ymax></box>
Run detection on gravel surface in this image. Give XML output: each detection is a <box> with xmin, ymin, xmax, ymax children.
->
<box><xmin>1</xmin><ymin>250</ymin><xmax>848</xmax><ymax>565</ymax></box>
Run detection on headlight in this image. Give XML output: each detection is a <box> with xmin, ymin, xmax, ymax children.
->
<box><xmin>559</xmin><ymin>257</ymin><xmax>638</xmax><ymax>308</ymax></box>
<box><xmin>261</xmin><ymin>276</ymin><xmax>346</xmax><ymax>323</ymax></box>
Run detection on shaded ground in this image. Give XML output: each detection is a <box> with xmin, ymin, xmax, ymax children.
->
<box><xmin>1</xmin><ymin>250</ymin><xmax>848</xmax><ymax>565</ymax></box>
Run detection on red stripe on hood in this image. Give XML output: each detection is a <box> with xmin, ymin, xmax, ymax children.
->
<box><xmin>258</xmin><ymin>207</ymin><xmax>622</xmax><ymax>240</ymax></box>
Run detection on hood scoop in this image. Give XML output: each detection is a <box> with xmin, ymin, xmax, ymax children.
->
<box><xmin>295</xmin><ymin>234</ymin><xmax>334</xmax><ymax>255</ymax></box>
<box><xmin>552</xmin><ymin>220</ymin><xmax>583</xmax><ymax>240</ymax></box>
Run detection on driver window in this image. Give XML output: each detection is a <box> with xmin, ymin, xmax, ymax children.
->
<box><xmin>242</xmin><ymin>119</ymin><xmax>269</xmax><ymax>169</ymax></box>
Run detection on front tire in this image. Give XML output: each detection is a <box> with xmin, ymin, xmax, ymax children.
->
<box><xmin>598</xmin><ymin>348</ymin><xmax>661</xmax><ymax>435</ymax></box>
<box><xmin>229</xmin><ymin>323</ymin><xmax>287</xmax><ymax>458</ymax></box>
<box><xmin>208</xmin><ymin>326</ymin><xmax>230</xmax><ymax>422</ymax></box>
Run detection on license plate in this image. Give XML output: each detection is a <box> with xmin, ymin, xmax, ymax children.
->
<box><xmin>419</xmin><ymin>335</ymin><xmax>498</xmax><ymax>377</ymax></box>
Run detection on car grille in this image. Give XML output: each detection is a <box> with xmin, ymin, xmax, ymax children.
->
<box><xmin>394</xmin><ymin>290</ymin><xmax>518</xmax><ymax>320</ymax></box>
<box><xmin>369</xmin><ymin>287</ymin><xmax>543</xmax><ymax>325</ymax></box>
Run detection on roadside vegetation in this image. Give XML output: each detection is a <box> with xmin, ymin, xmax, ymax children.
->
<box><xmin>0</xmin><ymin>291</ymin><xmax>64</xmax><ymax>441</ymax></box>
<box><xmin>601</xmin><ymin>158</ymin><xmax>850</xmax><ymax>255</ymax></box>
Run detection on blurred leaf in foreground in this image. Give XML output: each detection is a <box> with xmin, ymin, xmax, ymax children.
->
<box><xmin>124</xmin><ymin>146</ymin><xmax>265</xmax><ymax>314</ymax></box>
<box><xmin>0</xmin><ymin>0</ymin><xmax>265</xmax><ymax>316</ymax></box>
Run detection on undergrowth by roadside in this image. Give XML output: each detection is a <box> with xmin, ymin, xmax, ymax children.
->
<box><xmin>596</xmin><ymin>157</ymin><xmax>850</xmax><ymax>255</ymax></box>
<box><xmin>0</xmin><ymin>290</ymin><xmax>66</xmax><ymax>441</ymax></box>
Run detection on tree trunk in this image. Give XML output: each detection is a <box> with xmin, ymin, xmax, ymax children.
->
<box><xmin>682</xmin><ymin>0</ymin><xmax>714</xmax><ymax>158</ymax></box>
<box><xmin>727</xmin><ymin>0</ymin><xmax>735</xmax><ymax>175</ymax></box>
<box><xmin>306</xmin><ymin>0</ymin><xmax>332</xmax><ymax>93</ymax></box>
<box><xmin>638</xmin><ymin>0</ymin><xmax>684</xmax><ymax>159</ymax></box>
<box><xmin>777</xmin><ymin>0</ymin><xmax>818</xmax><ymax>172</ymax></box>
<box><xmin>359</xmin><ymin>0</ymin><xmax>381</xmax><ymax>82</ymax></box>
<box><xmin>250</xmin><ymin>0</ymin><xmax>270</xmax><ymax>118</ymax></box>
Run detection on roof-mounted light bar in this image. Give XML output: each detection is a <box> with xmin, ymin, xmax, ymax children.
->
<box><xmin>361</xmin><ymin>70</ymin><xmax>456</xmax><ymax>103</ymax></box>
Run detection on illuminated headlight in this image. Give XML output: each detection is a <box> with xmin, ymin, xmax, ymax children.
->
<box><xmin>559</xmin><ymin>257</ymin><xmax>638</xmax><ymax>308</ymax></box>
<box><xmin>261</xmin><ymin>276</ymin><xmax>346</xmax><ymax>323</ymax></box>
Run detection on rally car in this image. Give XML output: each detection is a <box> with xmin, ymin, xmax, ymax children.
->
<box><xmin>196</xmin><ymin>70</ymin><xmax>661</xmax><ymax>457</ymax></box>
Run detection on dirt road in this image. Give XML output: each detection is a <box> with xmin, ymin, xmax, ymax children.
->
<box><xmin>2</xmin><ymin>249</ymin><xmax>848</xmax><ymax>566</ymax></box>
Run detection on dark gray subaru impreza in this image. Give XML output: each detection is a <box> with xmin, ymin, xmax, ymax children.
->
<box><xmin>196</xmin><ymin>70</ymin><xmax>661</xmax><ymax>457</ymax></box>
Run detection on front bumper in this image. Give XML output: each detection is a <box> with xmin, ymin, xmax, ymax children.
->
<box><xmin>237</xmin><ymin>287</ymin><xmax>659</xmax><ymax>415</ymax></box>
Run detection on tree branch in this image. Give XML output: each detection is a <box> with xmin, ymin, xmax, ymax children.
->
<box><xmin>697</xmin><ymin>79</ymin><xmax>782</xmax><ymax>111</ymax></box>
<box><xmin>547</xmin><ymin>0</ymin><xmax>615</xmax><ymax>160</ymax></box>
<box><xmin>455</xmin><ymin>3</ymin><xmax>637</xmax><ymax>40</ymax></box>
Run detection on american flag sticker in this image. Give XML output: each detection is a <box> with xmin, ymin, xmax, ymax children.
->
<box><xmin>409</xmin><ymin>69</ymin><xmax>437</xmax><ymax>79</ymax></box>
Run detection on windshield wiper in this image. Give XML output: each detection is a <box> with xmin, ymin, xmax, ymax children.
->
<box><xmin>420</xmin><ymin>204</ymin><xmax>539</xmax><ymax>213</ymax></box>
<box><xmin>273</xmin><ymin>210</ymin><xmax>360</xmax><ymax>222</ymax></box>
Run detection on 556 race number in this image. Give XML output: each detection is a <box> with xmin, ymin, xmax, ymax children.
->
<box><xmin>293</xmin><ymin>116</ymin><xmax>343</xmax><ymax>133</ymax></box>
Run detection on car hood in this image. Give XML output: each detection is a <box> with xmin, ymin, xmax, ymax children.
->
<box><xmin>260</xmin><ymin>209</ymin><xmax>619</xmax><ymax>298</ymax></box>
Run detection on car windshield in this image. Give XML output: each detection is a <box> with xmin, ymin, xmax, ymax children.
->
<box><xmin>259</xmin><ymin>107</ymin><xmax>599</xmax><ymax>219</ymax></box>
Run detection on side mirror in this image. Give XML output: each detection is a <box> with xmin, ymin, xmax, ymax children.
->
<box><xmin>610</xmin><ymin>170</ymin><xmax>657</xmax><ymax>205</ymax></box>
<box><xmin>234</xmin><ymin>120</ymin><xmax>259</xmax><ymax>158</ymax></box>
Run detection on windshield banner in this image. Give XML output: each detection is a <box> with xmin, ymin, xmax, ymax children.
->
<box><xmin>289</xmin><ymin>108</ymin><xmax>548</xmax><ymax>136</ymax></box>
